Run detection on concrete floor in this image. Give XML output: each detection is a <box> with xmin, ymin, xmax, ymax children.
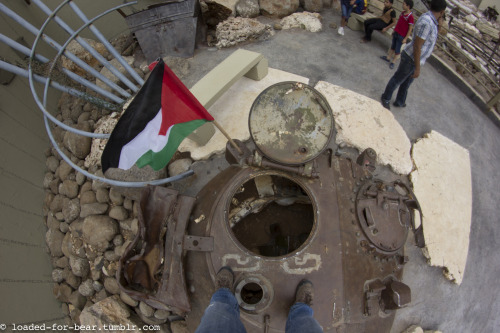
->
<box><xmin>170</xmin><ymin>10</ymin><xmax>500</xmax><ymax>333</ymax></box>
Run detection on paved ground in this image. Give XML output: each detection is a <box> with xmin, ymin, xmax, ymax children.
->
<box><xmin>171</xmin><ymin>10</ymin><xmax>500</xmax><ymax>333</ymax></box>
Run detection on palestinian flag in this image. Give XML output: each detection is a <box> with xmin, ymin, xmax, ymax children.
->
<box><xmin>101</xmin><ymin>59</ymin><xmax>214</xmax><ymax>172</ymax></box>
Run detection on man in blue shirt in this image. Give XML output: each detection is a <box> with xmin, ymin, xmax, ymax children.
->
<box><xmin>381</xmin><ymin>0</ymin><xmax>447</xmax><ymax>109</ymax></box>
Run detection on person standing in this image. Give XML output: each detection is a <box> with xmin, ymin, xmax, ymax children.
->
<box><xmin>380</xmin><ymin>0</ymin><xmax>414</xmax><ymax>69</ymax></box>
<box><xmin>380</xmin><ymin>0</ymin><xmax>447</xmax><ymax>109</ymax></box>
<box><xmin>195</xmin><ymin>267</ymin><xmax>323</xmax><ymax>333</ymax></box>
<box><xmin>338</xmin><ymin>0</ymin><xmax>356</xmax><ymax>36</ymax></box>
<box><xmin>360</xmin><ymin>0</ymin><xmax>396</xmax><ymax>43</ymax></box>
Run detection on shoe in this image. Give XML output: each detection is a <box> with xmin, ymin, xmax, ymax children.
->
<box><xmin>295</xmin><ymin>279</ymin><xmax>314</xmax><ymax>306</ymax></box>
<box><xmin>393</xmin><ymin>102</ymin><xmax>407</xmax><ymax>107</ymax></box>
<box><xmin>360</xmin><ymin>38</ymin><xmax>369</xmax><ymax>43</ymax></box>
<box><xmin>381</xmin><ymin>96</ymin><xmax>391</xmax><ymax>110</ymax></box>
<box><xmin>380</xmin><ymin>55</ymin><xmax>390</xmax><ymax>62</ymax></box>
<box><xmin>389</xmin><ymin>63</ymin><xmax>395</xmax><ymax>69</ymax></box>
<box><xmin>216</xmin><ymin>266</ymin><xmax>234</xmax><ymax>291</ymax></box>
<box><xmin>338</xmin><ymin>27</ymin><xmax>344</xmax><ymax>35</ymax></box>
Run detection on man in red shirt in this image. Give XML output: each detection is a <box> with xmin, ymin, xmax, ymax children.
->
<box><xmin>380</xmin><ymin>0</ymin><xmax>414</xmax><ymax>69</ymax></box>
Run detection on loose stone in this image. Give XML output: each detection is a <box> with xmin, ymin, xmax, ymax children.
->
<box><xmin>78</xmin><ymin>279</ymin><xmax>95</xmax><ymax>297</ymax></box>
<box><xmin>76</xmin><ymin>171</ymin><xmax>86</xmax><ymax>185</ymax></box>
<box><xmin>80</xmin><ymin>203</ymin><xmax>109</xmax><ymax>218</ymax></box>
<box><xmin>80</xmin><ymin>191</ymin><xmax>97</xmax><ymax>205</ymax></box>
<box><xmin>139</xmin><ymin>301</ymin><xmax>155</xmax><ymax>317</ymax></box>
<box><xmin>63</xmin><ymin>268</ymin><xmax>82</xmax><ymax>289</ymax></box>
<box><xmin>62</xmin><ymin>198</ymin><xmax>80</xmax><ymax>223</ymax></box>
<box><xmin>69</xmin><ymin>255</ymin><xmax>90</xmax><ymax>278</ymax></box>
<box><xmin>54</xmin><ymin>283</ymin><xmax>72</xmax><ymax>303</ymax></box>
<box><xmin>46</xmin><ymin>228</ymin><xmax>64</xmax><ymax>257</ymax></box>
<box><xmin>55</xmin><ymin>256</ymin><xmax>69</xmax><ymax>269</ymax></box>
<box><xmin>154</xmin><ymin>309</ymin><xmax>170</xmax><ymax>320</ymax></box>
<box><xmin>59</xmin><ymin>222</ymin><xmax>70</xmax><ymax>233</ymax></box>
<box><xmin>109</xmin><ymin>188</ymin><xmax>124</xmax><ymax>205</ymax></box>
<box><xmin>96</xmin><ymin>188</ymin><xmax>109</xmax><ymax>203</ymax></box>
<box><xmin>46</xmin><ymin>156</ymin><xmax>59</xmax><ymax>173</ymax></box>
<box><xmin>82</xmin><ymin>215</ymin><xmax>118</xmax><ymax>251</ymax></box>
<box><xmin>120</xmin><ymin>291</ymin><xmax>138</xmax><ymax>307</ymax></box>
<box><xmin>52</xmin><ymin>268</ymin><xmax>64</xmax><ymax>283</ymax></box>
<box><xmin>93</xmin><ymin>280</ymin><xmax>104</xmax><ymax>292</ymax></box>
<box><xmin>109</xmin><ymin>206</ymin><xmax>128</xmax><ymax>220</ymax></box>
<box><xmin>103</xmin><ymin>277</ymin><xmax>121</xmax><ymax>295</ymax></box>
<box><xmin>59</xmin><ymin>180</ymin><xmax>79</xmax><ymax>199</ymax></box>
<box><xmin>69</xmin><ymin>290</ymin><xmax>87</xmax><ymax>310</ymax></box>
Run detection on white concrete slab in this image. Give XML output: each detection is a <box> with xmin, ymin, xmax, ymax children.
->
<box><xmin>178</xmin><ymin>68</ymin><xmax>309</xmax><ymax>160</ymax></box>
<box><xmin>410</xmin><ymin>130</ymin><xmax>472</xmax><ymax>285</ymax></box>
<box><xmin>314</xmin><ymin>81</ymin><xmax>413</xmax><ymax>175</ymax></box>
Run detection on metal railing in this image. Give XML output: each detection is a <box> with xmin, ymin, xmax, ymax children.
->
<box><xmin>395</xmin><ymin>0</ymin><xmax>500</xmax><ymax>114</ymax></box>
<box><xmin>0</xmin><ymin>0</ymin><xmax>194</xmax><ymax>187</ymax></box>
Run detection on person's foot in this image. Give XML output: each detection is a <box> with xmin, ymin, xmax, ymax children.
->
<box><xmin>360</xmin><ymin>38</ymin><xmax>369</xmax><ymax>43</ymax></box>
<box><xmin>389</xmin><ymin>63</ymin><xmax>395</xmax><ymax>69</ymax></box>
<box><xmin>295</xmin><ymin>279</ymin><xmax>314</xmax><ymax>306</ymax></box>
<box><xmin>381</xmin><ymin>96</ymin><xmax>391</xmax><ymax>110</ymax></box>
<box><xmin>216</xmin><ymin>266</ymin><xmax>234</xmax><ymax>291</ymax></box>
<box><xmin>393</xmin><ymin>102</ymin><xmax>407</xmax><ymax>107</ymax></box>
<box><xmin>338</xmin><ymin>27</ymin><xmax>344</xmax><ymax>35</ymax></box>
<box><xmin>380</xmin><ymin>55</ymin><xmax>390</xmax><ymax>62</ymax></box>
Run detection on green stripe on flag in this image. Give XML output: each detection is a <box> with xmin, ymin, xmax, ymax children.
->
<box><xmin>135</xmin><ymin>119</ymin><xmax>209</xmax><ymax>171</ymax></box>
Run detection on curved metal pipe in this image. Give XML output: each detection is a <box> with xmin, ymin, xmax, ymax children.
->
<box><xmin>69</xmin><ymin>1</ymin><xmax>145</xmax><ymax>87</ymax></box>
<box><xmin>0</xmin><ymin>33</ymin><xmax>125</xmax><ymax>105</ymax></box>
<box><xmin>26</xmin><ymin>1</ymin><xmax>139</xmax><ymax>139</ymax></box>
<box><xmin>44</xmin><ymin>115</ymin><xmax>194</xmax><ymax>187</ymax></box>
<box><xmin>32</xmin><ymin>0</ymin><xmax>140</xmax><ymax>93</ymax></box>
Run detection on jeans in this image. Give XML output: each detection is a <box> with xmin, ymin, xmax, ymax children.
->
<box><xmin>390</xmin><ymin>32</ymin><xmax>405</xmax><ymax>55</ymax></box>
<box><xmin>381</xmin><ymin>52</ymin><xmax>415</xmax><ymax>105</ymax></box>
<box><xmin>341</xmin><ymin>3</ymin><xmax>353</xmax><ymax>19</ymax></box>
<box><xmin>195</xmin><ymin>288</ymin><xmax>323</xmax><ymax>333</ymax></box>
<box><xmin>363</xmin><ymin>18</ymin><xmax>387</xmax><ymax>41</ymax></box>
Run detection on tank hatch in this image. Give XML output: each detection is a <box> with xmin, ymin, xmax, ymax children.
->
<box><xmin>248</xmin><ymin>82</ymin><xmax>334</xmax><ymax>165</ymax></box>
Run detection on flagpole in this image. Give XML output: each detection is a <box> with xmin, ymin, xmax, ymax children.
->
<box><xmin>213</xmin><ymin>121</ymin><xmax>243</xmax><ymax>155</ymax></box>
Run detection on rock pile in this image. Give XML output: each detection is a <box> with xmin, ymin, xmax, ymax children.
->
<box><xmin>215</xmin><ymin>17</ymin><xmax>275</xmax><ymax>48</ymax></box>
<box><xmin>435</xmin><ymin>0</ymin><xmax>500</xmax><ymax>106</ymax></box>
<box><xmin>43</xmin><ymin>34</ymin><xmax>194</xmax><ymax>331</ymax></box>
<box><xmin>202</xmin><ymin>0</ymin><xmax>330</xmax><ymax>47</ymax></box>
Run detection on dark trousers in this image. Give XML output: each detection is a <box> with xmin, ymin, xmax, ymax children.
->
<box><xmin>381</xmin><ymin>52</ymin><xmax>415</xmax><ymax>105</ymax></box>
<box><xmin>363</xmin><ymin>18</ymin><xmax>388</xmax><ymax>41</ymax></box>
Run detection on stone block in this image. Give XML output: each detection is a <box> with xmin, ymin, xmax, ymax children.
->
<box><xmin>314</xmin><ymin>81</ymin><xmax>413</xmax><ymax>175</ymax></box>
<box><xmin>410</xmin><ymin>130</ymin><xmax>472</xmax><ymax>285</ymax></box>
<box><xmin>179</xmin><ymin>68</ymin><xmax>309</xmax><ymax>160</ymax></box>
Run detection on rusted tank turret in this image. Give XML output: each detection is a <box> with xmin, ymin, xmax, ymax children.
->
<box><xmin>118</xmin><ymin>82</ymin><xmax>424</xmax><ymax>332</ymax></box>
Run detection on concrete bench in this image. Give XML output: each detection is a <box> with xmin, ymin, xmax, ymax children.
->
<box><xmin>187</xmin><ymin>49</ymin><xmax>268</xmax><ymax>145</ymax></box>
<box><xmin>347</xmin><ymin>0</ymin><xmax>404</xmax><ymax>38</ymax></box>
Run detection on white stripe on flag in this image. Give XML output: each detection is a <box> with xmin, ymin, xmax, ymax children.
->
<box><xmin>118</xmin><ymin>108</ymin><xmax>173</xmax><ymax>170</ymax></box>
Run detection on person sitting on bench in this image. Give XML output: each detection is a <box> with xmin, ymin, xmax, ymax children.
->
<box><xmin>360</xmin><ymin>0</ymin><xmax>396</xmax><ymax>43</ymax></box>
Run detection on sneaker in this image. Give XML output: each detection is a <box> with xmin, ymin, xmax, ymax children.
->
<box><xmin>381</xmin><ymin>96</ymin><xmax>391</xmax><ymax>110</ymax></box>
<box><xmin>389</xmin><ymin>63</ymin><xmax>395</xmax><ymax>69</ymax></box>
<box><xmin>295</xmin><ymin>279</ymin><xmax>314</xmax><ymax>306</ymax></box>
<box><xmin>338</xmin><ymin>27</ymin><xmax>344</xmax><ymax>35</ymax></box>
<box><xmin>380</xmin><ymin>55</ymin><xmax>390</xmax><ymax>62</ymax></box>
<box><xmin>216</xmin><ymin>266</ymin><xmax>234</xmax><ymax>292</ymax></box>
<box><xmin>393</xmin><ymin>102</ymin><xmax>407</xmax><ymax>107</ymax></box>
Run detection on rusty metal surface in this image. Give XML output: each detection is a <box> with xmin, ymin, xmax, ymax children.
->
<box><xmin>355</xmin><ymin>180</ymin><xmax>411</xmax><ymax>255</ymax></box>
<box><xmin>180</xmin><ymin>82</ymin><xmax>423</xmax><ymax>332</ymax></box>
<box><xmin>125</xmin><ymin>81</ymin><xmax>425</xmax><ymax>332</ymax></box>
<box><xmin>184</xmin><ymin>151</ymin><xmax>417</xmax><ymax>332</ymax></box>
<box><xmin>248</xmin><ymin>82</ymin><xmax>334</xmax><ymax>166</ymax></box>
<box><xmin>125</xmin><ymin>1</ymin><xmax>200</xmax><ymax>61</ymax></box>
<box><xmin>117</xmin><ymin>186</ymin><xmax>196</xmax><ymax>315</ymax></box>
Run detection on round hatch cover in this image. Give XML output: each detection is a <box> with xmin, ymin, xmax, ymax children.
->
<box><xmin>249</xmin><ymin>82</ymin><xmax>334</xmax><ymax>165</ymax></box>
